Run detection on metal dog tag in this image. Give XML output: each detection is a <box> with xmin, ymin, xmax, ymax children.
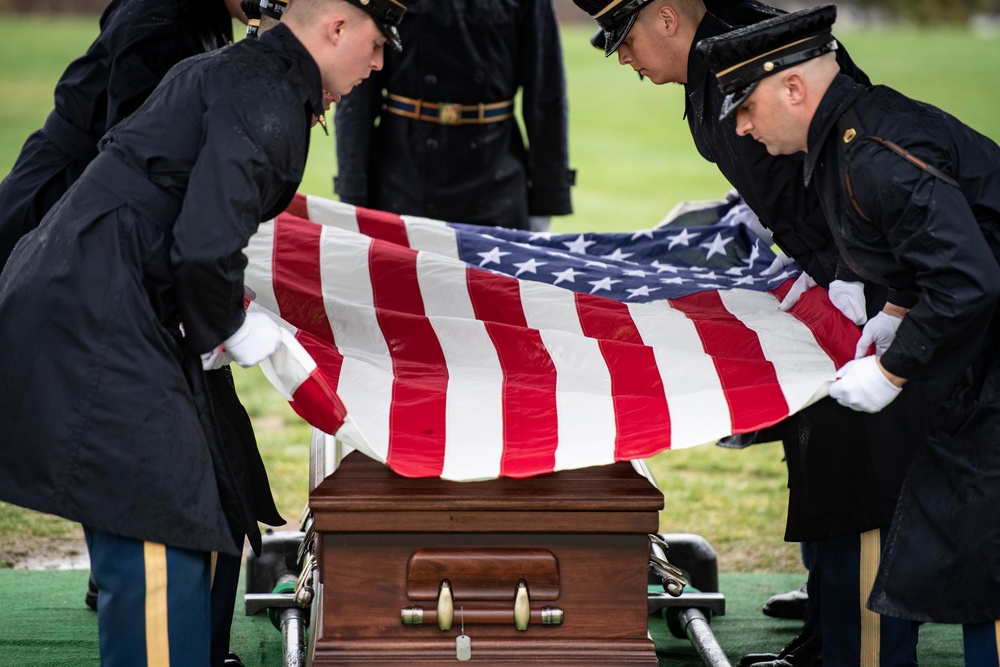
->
<box><xmin>456</xmin><ymin>634</ymin><xmax>471</xmax><ymax>661</ymax></box>
<box><xmin>456</xmin><ymin>607</ymin><xmax>471</xmax><ymax>661</ymax></box>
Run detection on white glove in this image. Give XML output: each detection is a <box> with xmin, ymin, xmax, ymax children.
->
<box><xmin>528</xmin><ymin>216</ymin><xmax>552</xmax><ymax>233</ymax></box>
<box><xmin>828</xmin><ymin>280</ymin><xmax>867</xmax><ymax>326</ymax></box>
<box><xmin>854</xmin><ymin>311</ymin><xmax>903</xmax><ymax>359</ymax></box>
<box><xmin>222</xmin><ymin>311</ymin><xmax>282</xmax><ymax>367</ymax></box>
<box><xmin>761</xmin><ymin>249</ymin><xmax>795</xmax><ymax>276</ymax></box>
<box><xmin>828</xmin><ymin>356</ymin><xmax>902</xmax><ymax>413</ymax></box>
<box><xmin>778</xmin><ymin>272</ymin><xmax>817</xmax><ymax>311</ymax></box>
<box><xmin>200</xmin><ymin>346</ymin><xmax>232</xmax><ymax>371</ymax></box>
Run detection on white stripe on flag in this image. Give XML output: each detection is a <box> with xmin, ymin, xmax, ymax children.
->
<box><xmin>244</xmin><ymin>220</ymin><xmax>278</xmax><ymax>314</ymax></box>
<box><xmin>318</xmin><ymin>226</ymin><xmax>392</xmax><ymax>462</ymax></box>
<box><xmin>518</xmin><ymin>281</ymin><xmax>617</xmax><ymax>470</ymax></box>
<box><xmin>629</xmin><ymin>299</ymin><xmax>732</xmax><ymax>448</ymax></box>
<box><xmin>404</xmin><ymin>217</ymin><xmax>462</xmax><ymax>258</ymax></box>
<box><xmin>416</xmin><ymin>253</ymin><xmax>506</xmax><ymax>480</ymax></box>
<box><xmin>305</xmin><ymin>195</ymin><xmax>360</xmax><ymax>232</ymax></box>
<box><xmin>718</xmin><ymin>288</ymin><xmax>836</xmax><ymax>413</ymax></box>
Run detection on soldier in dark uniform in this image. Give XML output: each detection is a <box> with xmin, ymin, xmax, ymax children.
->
<box><xmin>333</xmin><ymin>0</ymin><xmax>575</xmax><ymax>231</ymax></box>
<box><xmin>0</xmin><ymin>0</ymin><xmax>248</xmax><ymax>269</ymax></box>
<box><xmin>698</xmin><ymin>6</ymin><xmax>1000</xmax><ymax>664</ymax></box>
<box><xmin>0</xmin><ymin>1</ymin><xmax>415</xmax><ymax>665</ymax></box>
<box><xmin>0</xmin><ymin>3</ymin><xmax>265</xmax><ymax>665</ymax></box>
<box><xmin>0</xmin><ymin>3</ymin><xmax>270</xmax><ymax>665</ymax></box>
<box><xmin>571</xmin><ymin>1</ymin><xmax>929</xmax><ymax>665</ymax></box>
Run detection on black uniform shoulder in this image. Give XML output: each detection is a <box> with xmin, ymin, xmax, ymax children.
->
<box><xmin>849</xmin><ymin>86</ymin><xmax>958</xmax><ymax>186</ymax></box>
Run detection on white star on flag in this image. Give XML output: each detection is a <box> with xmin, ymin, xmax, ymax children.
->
<box><xmin>477</xmin><ymin>246</ymin><xmax>511</xmax><ymax>266</ymax></box>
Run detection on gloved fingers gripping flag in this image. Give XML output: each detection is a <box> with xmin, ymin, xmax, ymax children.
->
<box><xmin>243</xmin><ymin>193</ymin><xmax>860</xmax><ymax>481</ymax></box>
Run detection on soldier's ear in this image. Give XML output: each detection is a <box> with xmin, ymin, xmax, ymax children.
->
<box><xmin>327</xmin><ymin>15</ymin><xmax>348</xmax><ymax>46</ymax></box>
<box><xmin>657</xmin><ymin>5</ymin><xmax>678</xmax><ymax>35</ymax></box>
<box><xmin>783</xmin><ymin>71</ymin><xmax>807</xmax><ymax>105</ymax></box>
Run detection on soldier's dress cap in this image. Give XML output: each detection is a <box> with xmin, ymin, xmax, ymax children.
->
<box><xmin>573</xmin><ymin>0</ymin><xmax>655</xmax><ymax>57</ymax></box>
<box><xmin>345</xmin><ymin>0</ymin><xmax>417</xmax><ymax>51</ymax></box>
<box><xmin>696</xmin><ymin>4</ymin><xmax>838</xmax><ymax>119</ymax></box>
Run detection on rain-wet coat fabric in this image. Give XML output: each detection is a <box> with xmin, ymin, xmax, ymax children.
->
<box><xmin>805</xmin><ymin>74</ymin><xmax>1000</xmax><ymax>623</ymax></box>
<box><xmin>686</xmin><ymin>4</ymin><xmax>928</xmax><ymax>546</ymax></box>
<box><xmin>0</xmin><ymin>0</ymin><xmax>234</xmax><ymax>268</ymax></box>
<box><xmin>333</xmin><ymin>0</ymin><xmax>574</xmax><ymax>229</ymax></box>
<box><xmin>0</xmin><ymin>24</ymin><xmax>322</xmax><ymax>556</ymax></box>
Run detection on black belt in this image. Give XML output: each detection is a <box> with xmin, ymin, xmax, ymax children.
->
<box><xmin>385</xmin><ymin>93</ymin><xmax>514</xmax><ymax>125</ymax></box>
<box><xmin>81</xmin><ymin>152</ymin><xmax>182</xmax><ymax>230</ymax></box>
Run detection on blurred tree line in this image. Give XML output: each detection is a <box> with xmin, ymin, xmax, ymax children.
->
<box><xmin>0</xmin><ymin>0</ymin><xmax>997</xmax><ymax>24</ymax></box>
<box><xmin>862</xmin><ymin>0</ymin><xmax>997</xmax><ymax>23</ymax></box>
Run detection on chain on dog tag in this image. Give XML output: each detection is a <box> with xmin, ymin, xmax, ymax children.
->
<box><xmin>456</xmin><ymin>607</ymin><xmax>472</xmax><ymax>661</ymax></box>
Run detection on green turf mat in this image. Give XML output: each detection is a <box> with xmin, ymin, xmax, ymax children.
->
<box><xmin>0</xmin><ymin>569</ymin><xmax>964</xmax><ymax>666</ymax></box>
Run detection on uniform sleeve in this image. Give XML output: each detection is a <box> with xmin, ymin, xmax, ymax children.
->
<box><xmin>851</xmin><ymin>151</ymin><xmax>1000</xmax><ymax>379</ymax></box>
<box><xmin>171</xmin><ymin>88</ymin><xmax>306</xmax><ymax>353</ymax></box>
<box><xmin>518</xmin><ymin>0</ymin><xmax>574</xmax><ymax>217</ymax></box>
<box><xmin>333</xmin><ymin>71</ymin><xmax>385</xmax><ymax>206</ymax></box>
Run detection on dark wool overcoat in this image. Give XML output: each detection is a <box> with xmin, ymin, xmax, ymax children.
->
<box><xmin>0</xmin><ymin>24</ymin><xmax>322</xmax><ymax>555</ymax></box>
<box><xmin>806</xmin><ymin>74</ymin><xmax>1000</xmax><ymax>623</ymax></box>
<box><xmin>0</xmin><ymin>0</ymin><xmax>234</xmax><ymax>267</ymax></box>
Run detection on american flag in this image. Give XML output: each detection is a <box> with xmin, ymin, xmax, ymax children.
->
<box><xmin>243</xmin><ymin>193</ymin><xmax>859</xmax><ymax>481</ymax></box>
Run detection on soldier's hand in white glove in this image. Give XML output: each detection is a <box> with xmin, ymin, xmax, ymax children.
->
<box><xmin>761</xmin><ymin>249</ymin><xmax>795</xmax><ymax>276</ymax></box>
<box><xmin>223</xmin><ymin>311</ymin><xmax>282</xmax><ymax>367</ymax></box>
<box><xmin>528</xmin><ymin>216</ymin><xmax>552</xmax><ymax>233</ymax></box>
<box><xmin>778</xmin><ymin>272</ymin><xmax>817</xmax><ymax>312</ymax></box>
<box><xmin>828</xmin><ymin>356</ymin><xmax>903</xmax><ymax>413</ymax></box>
<box><xmin>828</xmin><ymin>280</ymin><xmax>867</xmax><ymax>325</ymax></box>
<box><xmin>201</xmin><ymin>346</ymin><xmax>233</xmax><ymax>371</ymax></box>
<box><xmin>854</xmin><ymin>310</ymin><xmax>903</xmax><ymax>359</ymax></box>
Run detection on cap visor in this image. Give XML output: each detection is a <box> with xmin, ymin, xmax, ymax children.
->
<box><xmin>719</xmin><ymin>82</ymin><xmax>757</xmax><ymax>121</ymax></box>
<box><xmin>380</xmin><ymin>23</ymin><xmax>402</xmax><ymax>51</ymax></box>
<box><xmin>603</xmin><ymin>11</ymin><xmax>639</xmax><ymax>57</ymax></box>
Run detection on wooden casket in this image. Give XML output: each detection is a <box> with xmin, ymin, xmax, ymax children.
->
<box><xmin>307</xmin><ymin>450</ymin><xmax>664</xmax><ymax>667</ymax></box>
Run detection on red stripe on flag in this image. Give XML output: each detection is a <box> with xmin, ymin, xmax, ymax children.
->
<box><xmin>356</xmin><ymin>206</ymin><xmax>410</xmax><ymax>248</ymax></box>
<box><xmin>296</xmin><ymin>329</ymin><xmax>346</xmax><ymax>411</ymax></box>
<box><xmin>272</xmin><ymin>214</ymin><xmax>334</xmax><ymax>343</ymax></box>
<box><xmin>574</xmin><ymin>293</ymin><xmax>672</xmax><ymax>459</ymax></box>
<box><xmin>466</xmin><ymin>269</ymin><xmax>559</xmax><ymax>478</ymax></box>
<box><xmin>369</xmin><ymin>240</ymin><xmax>448</xmax><ymax>477</ymax></box>
<box><xmin>771</xmin><ymin>279</ymin><xmax>858</xmax><ymax>368</ymax></box>
<box><xmin>287</xmin><ymin>369</ymin><xmax>348</xmax><ymax>436</ymax></box>
<box><xmin>668</xmin><ymin>290</ymin><xmax>789</xmax><ymax>432</ymax></box>
<box><xmin>284</xmin><ymin>192</ymin><xmax>309</xmax><ymax>220</ymax></box>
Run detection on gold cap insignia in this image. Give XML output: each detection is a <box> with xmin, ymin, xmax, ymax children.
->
<box><xmin>763</xmin><ymin>61</ymin><xmax>775</xmax><ymax>72</ymax></box>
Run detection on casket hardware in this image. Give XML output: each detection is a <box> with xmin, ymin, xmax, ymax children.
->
<box><xmin>437</xmin><ymin>580</ymin><xmax>454</xmax><ymax>630</ymax></box>
<box><xmin>513</xmin><ymin>580</ymin><xmax>530</xmax><ymax>630</ymax></box>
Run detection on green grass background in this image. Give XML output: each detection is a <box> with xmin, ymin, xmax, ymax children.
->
<box><xmin>0</xmin><ymin>15</ymin><xmax>998</xmax><ymax>574</ymax></box>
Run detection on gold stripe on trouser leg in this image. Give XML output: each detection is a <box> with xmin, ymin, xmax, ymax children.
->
<box><xmin>210</xmin><ymin>552</ymin><xmax>218</xmax><ymax>588</ymax></box>
<box><xmin>860</xmin><ymin>529</ymin><xmax>881</xmax><ymax>667</ymax></box>
<box><xmin>144</xmin><ymin>542</ymin><xmax>171</xmax><ymax>667</ymax></box>
<box><xmin>994</xmin><ymin>620</ymin><xmax>1000</xmax><ymax>665</ymax></box>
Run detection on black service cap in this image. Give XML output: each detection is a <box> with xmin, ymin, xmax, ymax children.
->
<box><xmin>345</xmin><ymin>0</ymin><xmax>416</xmax><ymax>52</ymax></box>
<box><xmin>696</xmin><ymin>4</ymin><xmax>838</xmax><ymax>119</ymax></box>
<box><xmin>573</xmin><ymin>0</ymin><xmax>655</xmax><ymax>57</ymax></box>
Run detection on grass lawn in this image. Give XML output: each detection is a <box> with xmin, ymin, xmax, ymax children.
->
<box><xmin>0</xmin><ymin>14</ymin><xmax>998</xmax><ymax>573</ymax></box>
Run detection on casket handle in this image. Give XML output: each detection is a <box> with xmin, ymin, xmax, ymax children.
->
<box><xmin>400</xmin><ymin>604</ymin><xmax>564</xmax><ymax>628</ymax></box>
<box><xmin>401</xmin><ymin>579</ymin><xmax>563</xmax><ymax>630</ymax></box>
<box><xmin>437</xmin><ymin>580</ymin><xmax>454</xmax><ymax>630</ymax></box>
<box><xmin>513</xmin><ymin>580</ymin><xmax>530</xmax><ymax>630</ymax></box>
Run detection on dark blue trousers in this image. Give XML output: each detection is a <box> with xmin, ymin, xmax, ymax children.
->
<box><xmin>813</xmin><ymin>529</ymin><xmax>920</xmax><ymax>667</ymax></box>
<box><xmin>962</xmin><ymin>621</ymin><xmax>1000</xmax><ymax>666</ymax></box>
<box><xmin>85</xmin><ymin>526</ymin><xmax>222</xmax><ymax>667</ymax></box>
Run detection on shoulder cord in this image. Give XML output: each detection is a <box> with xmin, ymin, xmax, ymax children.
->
<box><xmin>837</xmin><ymin>106</ymin><xmax>959</xmax><ymax>221</ymax></box>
